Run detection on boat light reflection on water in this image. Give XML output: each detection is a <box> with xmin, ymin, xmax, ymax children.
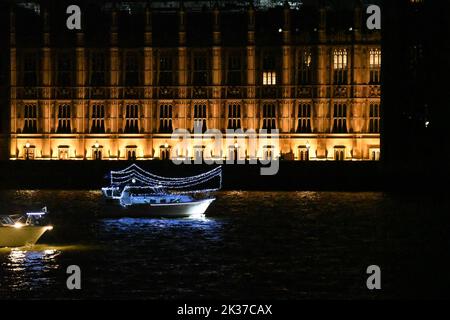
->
<box><xmin>100</xmin><ymin>216</ymin><xmax>223</xmax><ymax>236</ymax></box>
<box><xmin>0</xmin><ymin>248</ymin><xmax>61</xmax><ymax>289</ymax></box>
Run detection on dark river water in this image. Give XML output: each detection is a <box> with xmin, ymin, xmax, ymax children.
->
<box><xmin>1</xmin><ymin>190</ymin><xmax>450</xmax><ymax>300</ymax></box>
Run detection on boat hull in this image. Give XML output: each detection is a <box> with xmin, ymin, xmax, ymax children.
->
<box><xmin>103</xmin><ymin>198</ymin><xmax>215</xmax><ymax>218</ymax></box>
<box><xmin>0</xmin><ymin>226</ymin><xmax>51</xmax><ymax>247</ymax></box>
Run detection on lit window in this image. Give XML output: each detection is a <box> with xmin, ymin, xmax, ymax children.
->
<box><xmin>369</xmin><ymin>49</ymin><xmax>381</xmax><ymax>84</ymax></box>
<box><xmin>58</xmin><ymin>146</ymin><xmax>70</xmax><ymax>160</ymax></box>
<box><xmin>262</xmin><ymin>55</ymin><xmax>277</xmax><ymax>85</ymax></box>
<box><xmin>333</xmin><ymin>49</ymin><xmax>348</xmax><ymax>84</ymax></box>
<box><xmin>370</xmin><ymin>148</ymin><xmax>380</xmax><ymax>161</ymax></box>
<box><xmin>262</xmin><ymin>145</ymin><xmax>274</xmax><ymax>161</ymax></box>
<box><xmin>298</xmin><ymin>50</ymin><xmax>312</xmax><ymax>84</ymax></box>
<box><xmin>263</xmin><ymin>71</ymin><xmax>276</xmax><ymax>85</ymax></box>
<box><xmin>24</xmin><ymin>145</ymin><xmax>35</xmax><ymax>160</ymax></box>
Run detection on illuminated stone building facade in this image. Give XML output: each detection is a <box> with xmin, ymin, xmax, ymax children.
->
<box><xmin>6</xmin><ymin>1</ymin><xmax>380</xmax><ymax>161</ymax></box>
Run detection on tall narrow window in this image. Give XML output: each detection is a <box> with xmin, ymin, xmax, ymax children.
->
<box><xmin>227</xmin><ymin>55</ymin><xmax>242</xmax><ymax>85</ymax></box>
<box><xmin>126</xmin><ymin>146</ymin><xmax>137</xmax><ymax>160</ymax></box>
<box><xmin>262</xmin><ymin>55</ymin><xmax>276</xmax><ymax>85</ymax></box>
<box><xmin>91</xmin><ymin>104</ymin><xmax>105</xmax><ymax>133</ymax></box>
<box><xmin>92</xmin><ymin>146</ymin><xmax>103</xmax><ymax>160</ymax></box>
<box><xmin>23</xmin><ymin>53</ymin><xmax>38</xmax><ymax>86</ymax></box>
<box><xmin>90</xmin><ymin>52</ymin><xmax>106</xmax><ymax>86</ymax></box>
<box><xmin>297</xmin><ymin>103</ymin><xmax>312</xmax><ymax>133</ymax></box>
<box><xmin>160</xmin><ymin>146</ymin><xmax>171</xmax><ymax>160</ymax></box>
<box><xmin>23</xmin><ymin>104</ymin><xmax>38</xmax><ymax>133</ymax></box>
<box><xmin>57</xmin><ymin>104</ymin><xmax>71</xmax><ymax>133</ymax></box>
<box><xmin>332</xmin><ymin>103</ymin><xmax>347</xmax><ymax>133</ymax></box>
<box><xmin>298</xmin><ymin>50</ymin><xmax>312</xmax><ymax>84</ymax></box>
<box><xmin>369</xmin><ymin>103</ymin><xmax>380</xmax><ymax>133</ymax></box>
<box><xmin>57</xmin><ymin>53</ymin><xmax>72</xmax><ymax>86</ymax></box>
<box><xmin>262</xmin><ymin>104</ymin><xmax>276</xmax><ymax>131</ymax></box>
<box><xmin>159</xmin><ymin>104</ymin><xmax>173</xmax><ymax>133</ymax></box>
<box><xmin>125</xmin><ymin>104</ymin><xmax>139</xmax><ymax>133</ymax></box>
<box><xmin>125</xmin><ymin>52</ymin><xmax>139</xmax><ymax>86</ymax></box>
<box><xmin>334</xmin><ymin>147</ymin><xmax>345</xmax><ymax>161</ymax></box>
<box><xmin>333</xmin><ymin>49</ymin><xmax>348</xmax><ymax>85</ymax></box>
<box><xmin>298</xmin><ymin>146</ymin><xmax>309</xmax><ymax>161</ymax></box>
<box><xmin>193</xmin><ymin>104</ymin><xmax>207</xmax><ymax>133</ymax></box>
<box><xmin>159</xmin><ymin>56</ymin><xmax>173</xmax><ymax>86</ymax></box>
<box><xmin>193</xmin><ymin>55</ymin><xmax>208</xmax><ymax>85</ymax></box>
<box><xmin>369</xmin><ymin>49</ymin><xmax>381</xmax><ymax>84</ymax></box>
<box><xmin>227</xmin><ymin>103</ymin><xmax>241</xmax><ymax>130</ymax></box>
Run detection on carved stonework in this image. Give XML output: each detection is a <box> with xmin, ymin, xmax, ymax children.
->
<box><xmin>334</xmin><ymin>86</ymin><xmax>348</xmax><ymax>98</ymax></box>
<box><xmin>124</xmin><ymin>87</ymin><xmax>139</xmax><ymax>99</ymax></box>
<box><xmin>144</xmin><ymin>87</ymin><xmax>152</xmax><ymax>98</ymax></box>
<box><xmin>57</xmin><ymin>87</ymin><xmax>71</xmax><ymax>99</ymax></box>
<box><xmin>369</xmin><ymin>85</ymin><xmax>381</xmax><ymax>97</ymax></box>
<box><xmin>261</xmin><ymin>86</ymin><xmax>277</xmax><ymax>98</ymax></box>
<box><xmin>23</xmin><ymin>87</ymin><xmax>38</xmax><ymax>99</ymax></box>
<box><xmin>297</xmin><ymin>86</ymin><xmax>312</xmax><ymax>98</ymax></box>
<box><xmin>193</xmin><ymin>86</ymin><xmax>207</xmax><ymax>99</ymax></box>
<box><xmin>91</xmin><ymin>87</ymin><xmax>105</xmax><ymax>99</ymax></box>
<box><xmin>227</xmin><ymin>86</ymin><xmax>242</xmax><ymax>98</ymax></box>
<box><xmin>159</xmin><ymin>87</ymin><xmax>176</xmax><ymax>99</ymax></box>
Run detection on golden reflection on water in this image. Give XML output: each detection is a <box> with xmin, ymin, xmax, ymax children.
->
<box><xmin>0</xmin><ymin>245</ymin><xmax>95</xmax><ymax>291</ymax></box>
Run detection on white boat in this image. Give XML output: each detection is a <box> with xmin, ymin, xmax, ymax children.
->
<box><xmin>116</xmin><ymin>186</ymin><xmax>215</xmax><ymax>217</ymax></box>
<box><xmin>102</xmin><ymin>165</ymin><xmax>222</xmax><ymax>217</ymax></box>
<box><xmin>0</xmin><ymin>208</ymin><xmax>53</xmax><ymax>247</ymax></box>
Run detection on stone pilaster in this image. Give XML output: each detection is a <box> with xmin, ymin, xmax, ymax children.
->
<box><xmin>211</xmin><ymin>4</ymin><xmax>221</xmax><ymax>131</ymax></box>
<box><xmin>110</xmin><ymin>6</ymin><xmax>119</xmax><ymax>135</ymax></box>
<box><xmin>144</xmin><ymin>4</ymin><xmax>153</xmax><ymax>134</ymax></box>
<box><xmin>177</xmin><ymin>3</ymin><xmax>188</xmax><ymax>131</ymax></box>
<box><xmin>246</xmin><ymin>3</ymin><xmax>256</xmax><ymax>131</ymax></box>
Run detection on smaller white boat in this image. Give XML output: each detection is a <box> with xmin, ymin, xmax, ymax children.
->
<box><xmin>0</xmin><ymin>208</ymin><xmax>53</xmax><ymax>247</ymax></box>
<box><xmin>116</xmin><ymin>186</ymin><xmax>215</xmax><ymax>217</ymax></box>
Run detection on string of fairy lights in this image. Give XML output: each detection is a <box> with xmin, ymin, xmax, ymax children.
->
<box><xmin>109</xmin><ymin>164</ymin><xmax>222</xmax><ymax>193</ymax></box>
